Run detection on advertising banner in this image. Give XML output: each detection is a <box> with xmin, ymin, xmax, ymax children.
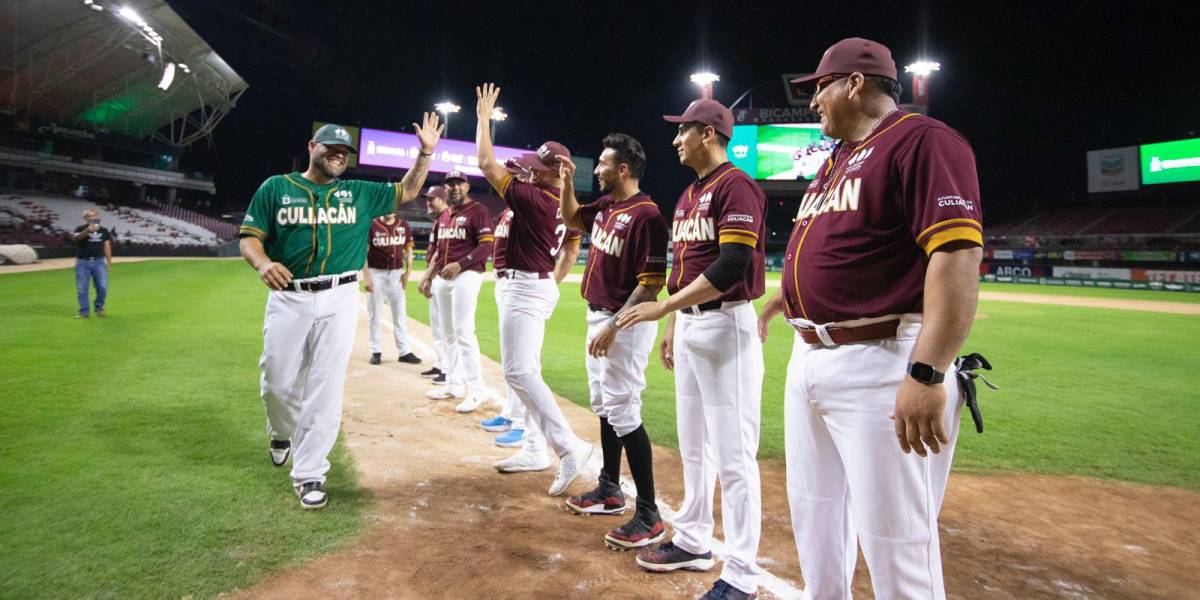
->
<box><xmin>1141</xmin><ymin>137</ymin><xmax>1200</xmax><ymax>185</ymax></box>
<box><xmin>1051</xmin><ymin>266</ymin><xmax>1132</xmax><ymax>280</ymax></box>
<box><xmin>1086</xmin><ymin>146</ymin><xmax>1139</xmax><ymax>193</ymax></box>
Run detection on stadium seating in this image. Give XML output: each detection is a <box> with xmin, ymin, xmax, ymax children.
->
<box><xmin>0</xmin><ymin>194</ymin><xmax>221</xmax><ymax>247</ymax></box>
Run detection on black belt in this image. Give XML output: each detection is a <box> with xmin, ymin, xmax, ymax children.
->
<box><xmin>588</xmin><ymin>303</ymin><xmax>618</xmax><ymax>313</ymax></box>
<box><xmin>678</xmin><ymin>300</ymin><xmax>723</xmax><ymax>315</ymax></box>
<box><xmin>288</xmin><ymin>273</ymin><xmax>357</xmax><ymax>292</ymax></box>
<box><xmin>496</xmin><ymin>270</ymin><xmax>550</xmax><ymax>279</ymax></box>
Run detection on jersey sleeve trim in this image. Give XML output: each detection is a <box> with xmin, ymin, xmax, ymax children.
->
<box><xmin>916</xmin><ymin>217</ymin><xmax>982</xmax><ymax>244</ymax></box>
<box><xmin>239</xmin><ymin>225</ymin><xmax>267</xmax><ymax>240</ymax></box>
<box><xmin>494</xmin><ymin>174</ymin><xmax>514</xmax><ymax>197</ymax></box>
<box><xmin>637</xmin><ymin>273</ymin><xmax>667</xmax><ymax>286</ymax></box>
<box><xmin>922</xmin><ymin>226</ymin><xmax>983</xmax><ymax>255</ymax></box>
<box><xmin>718</xmin><ymin>231</ymin><xmax>759</xmax><ymax>247</ymax></box>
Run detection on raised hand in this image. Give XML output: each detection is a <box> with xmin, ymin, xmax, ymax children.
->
<box><xmin>476</xmin><ymin>83</ymin><xmax>500</xmax><ymax>121</ymax></box>
<box><xmin>556</xmin><ymin>156</ymin><xmax>577</xmax><ymax>184</ymax></box>
<box><xmin>414</xmin><ymin>112</ymin><xmax>444</xmax><ymax>153</ymax></box>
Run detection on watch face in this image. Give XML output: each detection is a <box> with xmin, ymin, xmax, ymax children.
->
<box><xmin>909</xmin><ymin>362</ymin><xmax>936</xmax><ymax>383</ymax></box>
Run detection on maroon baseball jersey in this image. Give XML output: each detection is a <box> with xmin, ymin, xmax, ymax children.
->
<box><xmin>781</xmin><ymin>111</ymin><xmax>983</xmax><ymax>323</ymax></box>
<box><xmin>492</xmin><ymin>208</ymin><xmax>513</xmax><ymax>270</ymax></box>
<box><xmin>432</xmin><ymin>201</ymin><xmax>493</xmax><ymax>273</ymax></box>
<box><xmin>667</xmin><ymin>162</ymin><xmax>766</xmax><ymax>301</ymax></box>
<box><xmin>493</xmin><ymin>175</ymin><xmax>571</xmax><ymax>274</ymax></box>
<box><xmin>366</xmin><ymin>216</ymin><xmax>413</xmax><ymax>270</ymax></box>
<box><xmin>578</xmin><ymin>194</ymin><xmax>668</xmax><ymax>312</ymax></box>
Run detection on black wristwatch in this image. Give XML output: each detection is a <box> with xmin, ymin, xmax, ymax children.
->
<box><xmin>907</xmin><ymin>362</ymin><xmax>945</xmax><ymax>385</ymax></box>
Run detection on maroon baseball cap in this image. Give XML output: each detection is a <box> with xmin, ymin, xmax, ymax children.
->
<box><xmin>790</xmin><ymin>37</ymin><xmax>898</xmax><ymax>88</ymax></box>
<box><xmin>527</xmin><ymin>141</ymin><xmax>571</xmax><ymax>172</ymax></box>
<box><xmin>421</xmin><ymin>185</ymin><xmax>448</xmax><ymax>201</ymax></box>
<box><xmin>505</xmin><ymin>153</ymin><xmax>541</xmax><ymax>175</ymax></box>
<box><xmin>662</xmin><ymin>99</ymin><xmax>734</xmax><ymax>139</ymax></box>
<box><xmin>444</xmin><ymin>169</ymin><xmax>468</xmax><ymax>184</ymax></box>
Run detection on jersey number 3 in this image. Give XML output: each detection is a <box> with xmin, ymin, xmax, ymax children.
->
<box><xmin>550</xmin><ymin>224</ymin><xmax>566</xmax><ymax>256</ymax></box>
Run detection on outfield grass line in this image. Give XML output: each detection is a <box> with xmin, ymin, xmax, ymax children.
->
<box><xmin>979</xmin><ymin>291</ymin><xmax>1200</xmax><ymax>315</ymax></box>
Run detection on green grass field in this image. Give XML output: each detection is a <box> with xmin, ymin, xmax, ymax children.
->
<box><xmin>3</xmin><ymin>259</ymin><xmax>1198</xmax><ymax>597</ymax></box>
<box><xmin>0</xmin><ymin>261</ymin><xmax>367</xmax><ymax>599</ymax></box>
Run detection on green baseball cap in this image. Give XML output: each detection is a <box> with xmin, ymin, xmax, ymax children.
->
<box><xmin>312</xmin><ymin>124</ymin><xmax>357</xmax><ymax>153</ymax></box>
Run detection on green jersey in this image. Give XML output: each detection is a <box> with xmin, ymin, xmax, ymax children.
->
<box><xmin>240</xmin><ymin>172</ymin><xmax>400</xmax><ymax>278</ymax></box>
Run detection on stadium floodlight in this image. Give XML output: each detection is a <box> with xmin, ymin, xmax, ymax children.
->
<box><xmin>91</xmin><ymin>3</ymin><xmax>103</xmax><ymax>10</ymax></box>
<box><xmin>83</xmin><ymin>0</ymin><xmax>93</xmax><ymax>4</ymax></box>
<box><xmin>435</xmin><ymin>101</ymin><xmax>461</xmax><ymax>135</ymax></box>
<box><xmin>904</xmin><ymin>60</ymin><xmax>941</xmax><ymax>76</ymax></box>
<box><xmin>690</xmin><ymin>72</ymin><xmax>720</xmax><ymax>86</ymax></box>
<box><xmin>157</xmin><ymin>62</ymin><xmax>176</xmax><ymax>91</ymax></box>
<box><xmin>118</xmin><ymin>6</ymin><xmax>139</xmax><ymax>21</ymax></box>
<box><xmin>690</xmin><ymin>71</ymin><xmax>720</xmax><ymax>99</ymax></box>
<box><xmin>491</xmin><ymin>107</ymin><xmax>508</xmax><ymax>122</ymax></box>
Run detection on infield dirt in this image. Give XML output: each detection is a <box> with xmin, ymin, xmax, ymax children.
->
<box><xmin>231</xmin><ymin>308</ymin><xmax>1200</xmax><ymax>599</ymax></box>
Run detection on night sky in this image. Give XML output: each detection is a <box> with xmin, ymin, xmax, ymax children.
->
<box><xmin>170</xmin><ymin>0</ymin><xmax>1200</xmax><ymax>225</ymax></box>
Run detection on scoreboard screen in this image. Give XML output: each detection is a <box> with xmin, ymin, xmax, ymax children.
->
<box><xmin>728</xmin><ymin>123</ymin><xmax>836</xmax><ymax>181</ymax></box>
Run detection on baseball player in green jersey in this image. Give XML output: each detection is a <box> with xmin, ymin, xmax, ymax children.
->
<box><xmin>239</xmin><ymin>116</ymin><xmax>443</xmax><ymax>509</ymax></box>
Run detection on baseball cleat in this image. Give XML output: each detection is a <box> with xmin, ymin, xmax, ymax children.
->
<box><xmin>76</xmin><ymin>313</ymin><xmax>89</xmax><ymax>319</ymax></box>
<box><xmin>369</xmin><ymin>352</ymin><xmax>382</xmax><ymax>365</ymax></box>
<box><xmin>480</xmin><ymin>416</ymin><xmax>513</xmax><ymax>432</ymax></box>
<box><xmin>269</xmin><ymin>439</ymin><xmax>291</xmax><ymax>467</ymax></box>
<box><xmin>455</xmin><ymin>395</ymin><xmax>484</xmax><ymax>413</ymax></box>
<box><xmin>605</xmin><ymin>512</ymin><xmax>666</xmax><ymax>550</ymax></box>
<box><xmin>431</xmin><ymin>373</ymin><xmax>447</xmax><ymax>385</ymax></box>
<box><xmin>565</xmin><ymin>485</ymin><xmax>627</xmax><ymax>515</ymax></box>
<box><xmin>398</xmin><ymin>353</ymin><xmax>422</xmax><ymax>364</ymax></box>
<box><xmin>494</xmin><ymin>450</ymin><xmax>551</xmax><ymax>473</ymax></box>
<box><xmin>548</xmin><ymin>443</ymin><xmax>594</xmax><ymax>496</ymax></box>
<box><xmin>494</xmin><ymin>428</ymin><xmax>525</xmax><ymax>448</ymax></box>
<box><xmin>699</xmin><ymin>579</ymin><xmax>757</xmax><ymax>600</ymax></box>
<box><xmin>295</xmin><ymin>481</ymin><xmax>327</xmax><ymax>510</ymax></box>
<box><xmin>95</xmin><ymin>310</ymin><xmax>107</xmax><ymax>318</ymax></box>
<box><xmin>426</xmin><ymin>388</ymin><xmax>461</xmax><ymax>400</ymax></box>
<box><xmin>420</xmin><ymin>367</ymin><xmax>443</xmax><ymax>379</ymax></box>
<box><xmin>635</xmin><ymin>541</ymin><xmax>715</xmax><ymax>572</ymax></box>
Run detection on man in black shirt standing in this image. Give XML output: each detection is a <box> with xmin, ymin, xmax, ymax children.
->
<box><xmin>71</xmin><ymin>209</ymin><xmax>112</xmax><ymax>318</ymax></box>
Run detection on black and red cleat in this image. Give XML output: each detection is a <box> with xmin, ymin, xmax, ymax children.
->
<box><xmin>565</xmin><ymin>485</ymin><xmax>627</xmax><ymax>515</ymax></box>
<box><xmin>605</xmin><ymin>512</ymin><xmax>666</xmax><ymax>550</ymax></box>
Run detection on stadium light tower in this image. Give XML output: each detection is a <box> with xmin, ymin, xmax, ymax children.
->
<box><xmin>904</xmin><ymin>60</ymin><xmax>940</xmax><ymax>108</ymax></box>
<box><xmin>690</xmin><ymin>72</ymin><xmax>720</xmax><ymax>100</ymax></box>
<box><xmin>434</xmin><ymin>101</ymin><xmax>461</xmax><ymax>136</ymax></box>
<box><xmin>489</xmin><ymin>106</ymin><xmax>507</xmax><ymax>143</ymax></box>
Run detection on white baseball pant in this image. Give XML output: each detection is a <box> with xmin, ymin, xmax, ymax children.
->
<box><xmin>431</xmin><ymin>270</ymin><xmax>485</xmax><ymax>397</ymax></box>
<box><xmin>427</xmin><ymin>277</ymin><xmax>450</xmax><ymax>373</ymax></box>
<box><xmin>495</xmin><ymin>278</ymin><xmax>527</xmax><ymax>430</ymax></box>
<box><xmin>671</xmin><ymin>302</ymin><xmax>764</xmax><ymax>595</ymax></box>
<box><xmin>366</xmin><ymin>267</ymin><xmax>411</xmax><ymax>356</ymax></box>
<box><xmin>258</xmin><ymin>274</ymin><xmax>359</xmax><ymax>486</ymax></box>
<box><xmin>783</xmin><ymin>314</ymin><xmax>963</xmax><ymax>600</ymax></box>
<box><xmin>584</xmin><ymin>309</ymin><xmax>656</xmax><ymax>436</ymax></box>
<box><xmin>499</xmin><ymin>273</ymin><xmax>580</xmax><ymax>458</ymax></box>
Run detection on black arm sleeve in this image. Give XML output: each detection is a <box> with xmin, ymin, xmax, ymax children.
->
<box><xmin>701</xmin><ymin>242</ymin><xmax>753</xmax><ymax>292</ymax></box>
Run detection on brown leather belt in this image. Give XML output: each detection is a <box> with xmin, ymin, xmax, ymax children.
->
<box><xmin>797</xmin><ymin>319</ymin><xmax>900</xmax><ymax>345</ymax></box>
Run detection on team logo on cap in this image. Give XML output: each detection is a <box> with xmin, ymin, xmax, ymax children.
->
<box><xmin>537</xmin><ymin>145</ymin><xmax>550</xmax><ymax>159</ymax></box>
<box><xmin>335</xmin><ymin>128</ymin><xmax>350</xmax><ymax>141</ymax></box>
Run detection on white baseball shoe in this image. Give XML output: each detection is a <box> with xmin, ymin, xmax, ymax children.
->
<box><xmin>268</xmin><ymin>439</ymin><xmax>291</xmax><ymax>467</ymax></box>
<box><xmin>548</xmin><ymin>442</ymin><xmax>595</xmax><ymax>496</ymax></box>
<box><xmin>494</xmin><ymin>450</ymin><xmax>551</xmax><ymax>473</ymax></box>
<box><xmin>426</xmin><ymin>387</ymin><xmax>462</xmax><ymax>400</ymax></box>
<box><xmin>455</xmin><ymin>395</ymin><xmax>484</xmax><ymax>413</ymax></box>
<box><xmin>294</xmin><ymin>481</ymin><xmax>327</xmax><ymax>510</ymax></box>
